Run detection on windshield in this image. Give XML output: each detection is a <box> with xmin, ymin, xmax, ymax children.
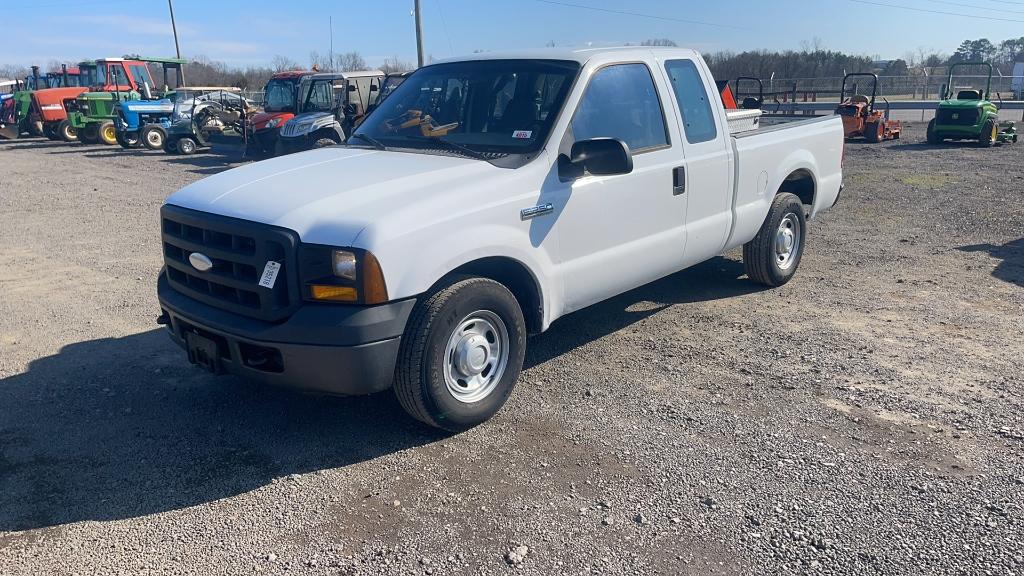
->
<box><xmin>128</xmin><ymin>64</ymin><xmax>154</xmax><ymax>91</ymax></box>
<box><xmin>264</xmin><ymin>78</ymin><xmax>298</xmax><ymax>112</ymax></box>
<box><xmin>355</xmin><ymin>59</ymin><xmax>579</xmax><ymax>156</ymax></box>
<box><xmin>299</xmin><ymin>78</ymin><xmax>339</xmax><ymax>113</ymax></box>
<box><xmin>79</xmin><ymin>65</ymin><xmax>97</xmax><ymax>87</ymax></box>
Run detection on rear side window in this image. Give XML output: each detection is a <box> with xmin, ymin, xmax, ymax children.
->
<box><xmin>571</xmin><ymin>63</ymin><xmax>668</xmax><ymax>152</ymax></box>
<box><xmin>664</xmin><ymin>60</ymin><xmax>717</xmax><ymax>144</ymax></box>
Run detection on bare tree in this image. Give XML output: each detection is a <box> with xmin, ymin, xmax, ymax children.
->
<box><xmin>379</xmin><ymin>56</ymin><xmax>415</xmax><ymax>74</ymax></box>
<box><xmin>641</xmin><ymin>39</ymin><xmax>677</xmax><ymax>47</ymax></box>
<box><xmin>334</xmin><ymin>51</ymin><xmax>367</xmax><ymax>72</ymax></box>
<box><xmin>271</xmin><ymin>54</ymin><xmax>299</xmax><ymax>72</ymax></box>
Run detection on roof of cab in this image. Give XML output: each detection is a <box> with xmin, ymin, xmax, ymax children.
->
<box><xmin>433</xmin><ymin>46</ymin><xmax>701</xmax><ymax>65</ymax></box>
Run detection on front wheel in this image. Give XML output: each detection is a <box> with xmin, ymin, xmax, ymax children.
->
<box><xmin>394</xmin><ymin>277</ymin><xmax>527</xmax><ymax>431</ymax></box>
<box><xmin>176</xmin><ymin>136</ymin><xmax>197</xmax><ymax>155</ymax></box>
<box><xmin>864</xmin><ymin>120</ymin><xmax>883</xmax><ymax>143</ymax></box>
<box><xmin>141</xmin><ymin>125</ymin><xmax>166</xmax><ymax>150</ymax></box>
<box><xmin>313</xmin><ymin>137</ymin><xmax>338</xmax><ymax>148</ymax></box>
<box><xmin>743</xmin><ymin>192</ymin><xmax>807</xmax><ymax>287</ymax></box>
<box><xmin>98</xmin><ymin>121</ymin><xmax>118</xmax><ymax>146</ymax></box>
<box><xmin>979</xmin><ymin>119</ymin><xmax>996</xmax><ymax>148</ymax></box>
<box><xmin>57</xmin><ymin>119</ymin><xmax>77</xmax><ymax>142</ymax></box>
<box><xmin>926</xmin><ymin>119</ymin><xmax>942</xmax><ymax>145</ymax></box>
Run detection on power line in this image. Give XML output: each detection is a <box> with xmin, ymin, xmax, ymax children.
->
<box><xmin>532</xmin><ymin>0</ymin><xmax>748</xmax><ymax>30</ymax></box>
<box><xmin>923</xmin><ymin>0</ymin><xmax>1024</xmax><ymax>14</ymax></box>
<box><xmin>847</xmin><ymin>0</ymin><xmax>1024</xmax><ymax>22</ymax></box>
<box><xmin>433</xmin><ymin>0</ymin><xmax>455</xmax><ymax>56</ymax></box>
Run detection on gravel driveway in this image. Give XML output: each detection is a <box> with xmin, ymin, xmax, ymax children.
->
<box><xmin>1</xmin><ymin>126</ymin><xmax>1021</xmax><ymax>575</ymax></box>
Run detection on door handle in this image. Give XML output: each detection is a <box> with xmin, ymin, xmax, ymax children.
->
<box><xmin>673</xmin><ymin>166</ymin><xmax>686</xmax><ymax>195</ymax></box>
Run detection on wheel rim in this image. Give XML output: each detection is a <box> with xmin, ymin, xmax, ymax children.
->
<box><xmin>102</xmin><ymin>125</ymin><xmax>115</xmax><ymax>143</ymax></box>
<box><xmin>775</xmin><ymin>213</ymin><xmax>801</xmax><ymax>271</ymax></box>
<box><xmin>146</xmin><ymin>130</ymin><xmax>162</xmax><ymax>147</ymax></box>
<box><xmin>992</xmin><ymin>123</ymin><xmax>998</xmax><ymax>141</ymax></box>
<box><xmin>443</xmin><ymin>310</ymin><xmax>510</xmax><ymax>404</ymax></box>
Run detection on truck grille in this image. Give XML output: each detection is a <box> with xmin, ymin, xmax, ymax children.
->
<box><xmin>936</xmin><ymin>108</ymin><xmax>979</xmax><ymax>126</ymax></box>
<box><xmin>161</xmin><ymin>204</ymin><xmax>300</xmax><ymax>322</ymax></box>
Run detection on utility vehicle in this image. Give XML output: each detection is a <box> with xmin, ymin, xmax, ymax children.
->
<box><xmin>244</xmin><ymin>70</ymin><xmax>313</xmax><ymax>156</ymax></box>
<box><xmin>276</xmin><ymin>70</ymin><xmax>384</xmax><ymax>155</ymax></box>
<box><xmin>927</xmin><ymin>62</ymin><xmax>1016</xmax><ymax>146</ymax></box>
<box><xmin>836</xmin><ymin>73</ymin><xmax>901</xmax><ymax>142</ymax></box>
<box><xmin>156</xmin><ymin>47</ymin><xmax>844</xmax><ymax>430</ymax></box>
<box><xmin>64</xmin><ymin>57</ymin><xmax>186</xmax><ymax>145</ymax></box>
<box><xmin>162</xmin><ymin>88</ymin><xmax>248</xmax><ymax>154</ymax></box>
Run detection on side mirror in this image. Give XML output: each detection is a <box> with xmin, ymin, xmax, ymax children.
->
<box><xmin>370</xmin><ymin>84</ymin><xmax>379</xmax><ymax>92</ymax></box>
<box><xmin>348</xmin><ymin>84</ymin><xmax>357</xmax><ymax>92</ymax></box>
<box><xmin>560</xmin><ymin>138</ymin><xmax>633</xmax><ymax>179</ymax></box>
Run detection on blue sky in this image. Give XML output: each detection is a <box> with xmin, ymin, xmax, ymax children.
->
<box><xmin>2</xmin><ymin>0</ymin><xmax>1024</xmax><ymax>68</ymax></box>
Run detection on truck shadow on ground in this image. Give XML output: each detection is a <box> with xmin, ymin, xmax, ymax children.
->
<box><xmin>958</xmin><ymin>238</ymin><xmax>1023</xmax><ymax>287</ymax></box>
<box><xmin>887</xmin><ymin>140</ymin><xmax>992</xmax><ymax>152</ymax></box>
<box><xmin>0</xmin><ymin>256</ymin><xmax>757</xmax><ymax>532</ymax></box>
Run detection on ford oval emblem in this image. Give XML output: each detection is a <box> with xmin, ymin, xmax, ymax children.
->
<box><xmin>189</xmin><ymin>252</ymin><xmax>214</xmax><ymax>272</ymax></box>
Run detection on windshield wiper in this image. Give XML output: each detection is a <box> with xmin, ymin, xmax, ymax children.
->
<box><xmin>348</xmin><ymin>132</ymin><xmax>387</xmax><ymax>151</ymax></box>
<box><xmin>407</xmin><ymin>135</ymin><xmax>492</xmax><ymax>161</ymax></box>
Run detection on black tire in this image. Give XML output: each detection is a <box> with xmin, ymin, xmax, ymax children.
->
<box><xmin>864</xmin><ymin>120</ymin><xmax>882</xmax><ymax>143</ymax></box>
<box><xmin>313</xmin><ymin>137</ymin><xmax>337</xmax><ymax>148</ymax></box>
<box><xmin>926</xmin><ymin>119</ymin><xmax>942</xmax><ymax>145</ymax></box>
<box><xmin>743</xmin><ymin>192</ymin><xmax>807</xmax><ymax>287</ymax></box>
<box><xmin>57</xmin><ymin>119</ymin><xmax>77</xmax><ymax>142</ymax></box>
<box><xmin>78</xmin><ymin>124</ymin><xmax>99</xmax><ymax>144</ymax></box>
<box><xmin>177</xmin><ymin>137</ymin><xmax>197</xmax><ymax>155</ymax></box>
<box><xmin>979</xmin><ymin>119</ymin><xmax>996</xmax><ymax>148</ymax></box>
<box><xmin>42</xmin><ymin>123</ymin><xmax>58</xmax><ymax>140</ymax></box>
<box><xmin>115</xmin><ymin>131</ymin><xmax>140</xmax><ymax>149</ymax></box>
<box><xmin>163</xmin><ymin>138</ymin><xmax>179</xmax><ymax>154</ymax></box>
<box><xmin>394</xmin><ymin>276</ymin><xmax>527</xmax><ymax>432</ymax></box>
<box><xmin>141</xmin><ymin>125</ymin><xmax>165</xmax><ymax>150</ymax></box>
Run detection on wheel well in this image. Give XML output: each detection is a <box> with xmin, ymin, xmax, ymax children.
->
<box><xmin>780</xmin><ymin>169</ymin><xmax>815</xmax><ymax>207</ymax></box>
<box><xmin>448</xmin><ymin>257</ymin><xmax>543</xmax><ymax>334</ymax></box>
<box><xmin>313</xmin><ymin>128</ymin><xmax>341</xmax><ymax>142</ymax></box>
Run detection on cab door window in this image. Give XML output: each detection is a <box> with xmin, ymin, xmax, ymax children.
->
<box><xmin>570</xmin><ymin>63</ymin><xmax>669</xmax><ymax>152</ymax></box>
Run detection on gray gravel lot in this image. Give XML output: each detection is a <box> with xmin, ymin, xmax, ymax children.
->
<box><xmin>1</xmin><ymin>125</ymin><xmax>1022</xmax><ymax>576</ymax></box>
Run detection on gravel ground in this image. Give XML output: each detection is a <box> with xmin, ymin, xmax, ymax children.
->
<box><xmin>1</xmin><ymin>125</ymin><xmax>1022</xmax><ymax>576</ymax></box>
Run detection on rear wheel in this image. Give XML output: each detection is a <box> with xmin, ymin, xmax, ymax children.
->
<box><xmin>177</xmin><ymin>136</ymin><xmax>197</xmax><ymax>155</ymax></box>
<box><xmin>979</xmin><ymin>119</ymin><xmax>996</xmax><ymax>148</ymax></box>
<box><xmin>141</xmin><ymin>125</ymin><xmax>166</xmax><ymax>150</ymax></box>
<box><xmin>98</xmin><ymin>121</ymin><xmax>117</xmax><ymax>145</ymax></box>
<box><xmin>57</xmin><ymin>120</ymin><xmax>77</xmax><ymax>142</ymax></box>
<box><xmin>864</xmin><ymin>120</ymin><xmax>883</xmax><ymax>143</ymax></box>
<box><xmin>116</xmin><ymin>130</ymin><xmax>140</xmax><ymax>149</ymax></box>
<box><xmin>394</xmin><ymin>277</ymin><xmax>527</xmax><ymax>431</ymax></box>
<box><xmin>926</xmin><ymin>119</ymin><xmax>942</xmax><ymax>145</ymax></box>
<box><xmin>42</xmin><ymin>123</ymin><xmax>58</xmax><ymax>140</ymax></box>
<box><xmin>78</xmin><ymin>124</ymin><xmax>99</xmax><ymax>144</ymax></box>
<box><xmin>163</xmin><ymin>137</ymin><xmax>179</xmax><ymax>154</ymax></box>
<box><xmin>743</xmin><ymin>192</ymin><xmax>807</xmax><ymax>287</ymax></box>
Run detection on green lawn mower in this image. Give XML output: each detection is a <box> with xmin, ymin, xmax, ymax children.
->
<box><xmin>927</xmin><ymin>62</ymin><xmax>1017</xmax><ymax>147</ymax></box>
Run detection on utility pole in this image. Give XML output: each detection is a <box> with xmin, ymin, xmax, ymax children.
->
<box><xmin>329</xmin><ymin>16</ymin><xmax>334</xmax><ymax>72</ymax></box>
<box><xmin>167</xmin><ymin>0</ymin><xmax>185</xmax><ymax>85</ymax></box>
<box><xmin>414</xmin><ymin>0</ymin><xmax>424</xmax><ymax>68</ymax></box>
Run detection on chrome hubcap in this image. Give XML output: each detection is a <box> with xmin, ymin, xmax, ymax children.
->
<box><xmin>443</xmin><ymin>310</ymin><xmax>509</xmax><ymax>404</ymax></box>
<box><xmin>775</xmin><ymin>213</ymin><xmax>801</xmax><ymax>270</ymax></box>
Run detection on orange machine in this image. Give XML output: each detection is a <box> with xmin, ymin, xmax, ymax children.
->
<box><xmin>835</xmin><ymin>72</ymin><xmax>901</xmax><ymax>142</ymax></box>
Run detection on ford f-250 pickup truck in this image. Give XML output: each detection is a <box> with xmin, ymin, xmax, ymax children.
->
<box><xmin>157</xmin><ymin>47</ymin><xmax>844</xmax><ymax>431</ymax></box>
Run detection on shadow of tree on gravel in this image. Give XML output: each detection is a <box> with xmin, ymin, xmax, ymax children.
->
<box><xmin>0</xmin><ymin>257</ymin><xmax>760</xmax><ymax>531</ymax></box>
<box><xmin>0</xmin><ymin>330</ymin><xmax>445</xmax><ymax>532</ymax></box>
<box><xmin>526</xmin><ymin>256</ymin><xmax>762</xmax><ymax>369</ymax></box>
<box><xmin>959</xmin><ymin>238</ymin><xmax>1024</xmax><ymax>287</ymax></box>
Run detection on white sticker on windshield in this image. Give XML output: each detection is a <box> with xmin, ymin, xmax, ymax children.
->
<box><xmin>258</xmin><ymin>261</ymin><xmax>281</xmax><ymax>289</ymax></box>
<box><xmin>512</xmin><ymin>130</ymin><xmax>533</xmax><ymax>139</ymax></box>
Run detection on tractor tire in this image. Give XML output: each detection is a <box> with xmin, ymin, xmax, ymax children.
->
<box><xmin>116</xmin><ymin>130</ymin><xmax>140</xmax><ymax>149</ymax></box>
<box><xmin>98</xmin><ymin>121</ymin><xmax>118</xmax><ymax>146</ymax></box>
<box><xmin>141</xmin><ymin>125</ymin><xmax>166</xmax><ymax>150</ymax></box>
<box><xmin>177</xmin><ymin>137</ymin><xmax>198</xmax><ymax>155</ymax></box>
<box><xmin>979</xmin><ymin>119</ymin><xmax>996</xmax><ymax>148</ymax></box>
<box><xmin>926</xmin><ymin>119</ymin><xmax>942</xmax><ymax>145</ymax></box>
<box><xmin>78</xmin><ymin>124</ymin><xmax>99</xmax><ymax>144</ymax></box>
<box><xmin>864</xmin><ymin>121</ymin><xmax>883</xmax><ymax>143</ymax></box>
<box><xmin>57</xmin><ymin>120</ymin><xmax>77</xmax><ymax>142</ymax></box>
<box><xmin>42</xmin><ymin>123</ymin><xmax>58</xmax><ymax>140</ymax></box>
<box><xmin>313</xmin><ymin>137</ymin><xmax>338</xmax><ymax>148</ymax></box>
<box><xmin>163</xmin><ymin>138</ymin><xmax>180</xmax><ymax>154</ymax></box>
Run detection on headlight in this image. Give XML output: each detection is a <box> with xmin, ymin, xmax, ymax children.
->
<box><xmin>332</xmin><ymin>250</ymin><xmax>357</xmax><ymax>280</ymax></box>
<box><xmin>266</xmin><ymin>117</ymin><xmax>282</xmax><ymax>129</ymax></box>
<box><xmin>299</xmin><ymin>245</ymin><xmax>388</xmax><ymax>304</ymax></box>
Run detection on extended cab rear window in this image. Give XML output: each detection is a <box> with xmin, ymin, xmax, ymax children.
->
<box><xmin>664</xmin><ymin>59</ymin><xmax>717</xmax><ymax>144</ymax></box>
<box><xmin>571</xmin><ymin>63</ymin><xmax>669</xmax><ymax>153</ymax></box>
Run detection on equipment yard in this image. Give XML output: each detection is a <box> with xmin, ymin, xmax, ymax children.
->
<box><xmin>1</xmin><ymin>123</ymin><xmax>1021</xmax><ymax>575</ymax></box>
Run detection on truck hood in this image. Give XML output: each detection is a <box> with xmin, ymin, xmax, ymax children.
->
<box><xmin>166</xmin><ymin>147</ymin><xmax>498</xmax><ymax>246</ymax></box>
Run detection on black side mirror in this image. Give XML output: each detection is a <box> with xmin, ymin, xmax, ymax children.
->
<box><xmin>561</xmin><ymin>138</ymin><xmax>632</xmax><ymax>179</ymax></box>
<box><xmin>348</xmin><ymin>84</ymin><xmax>357</xmax><ymax>92</ymax></box>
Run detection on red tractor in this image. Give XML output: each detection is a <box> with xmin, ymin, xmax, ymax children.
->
<box><xmin>836</xmin><ymin>72</ymin><xmax>901</xmax><ymax>143</ymax></box>
<box><xmin>244</xmin><ymin>70</ymin><xmax>314</xmax><ymax>156</ymax></box>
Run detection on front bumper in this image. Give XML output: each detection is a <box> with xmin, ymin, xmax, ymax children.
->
<box><xmin>158</xmin><ymin>273</ymin><xmax>416</xmax><ymax>395</ymax></box>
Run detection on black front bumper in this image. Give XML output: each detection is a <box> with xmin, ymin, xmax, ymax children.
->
<box><xmin>158</xmin><ymin>273</ymin><xmax>416</xmax><ymax>395</ymax></box>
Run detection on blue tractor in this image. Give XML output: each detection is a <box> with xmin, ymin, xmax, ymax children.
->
<box><xmin>114</xmin><ymin>95</ymin><xmax>175</xmax><ymax>150</ymax></box>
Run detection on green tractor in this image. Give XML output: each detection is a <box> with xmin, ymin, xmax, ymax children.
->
<box><xmin>64</xmin><ymin>57</ymin><xmax>185</xmax><ymax>145</ymax></box>
<box><xmin>927</xmin><ymin>62</ymin><xmax>1017</xmax><ymax>147</ymax></box>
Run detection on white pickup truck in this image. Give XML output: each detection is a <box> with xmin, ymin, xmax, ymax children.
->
<box><xmin>157</xmin><ymin>47</ymin><xmax>844</xmax><ymax>430</ymax></box>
